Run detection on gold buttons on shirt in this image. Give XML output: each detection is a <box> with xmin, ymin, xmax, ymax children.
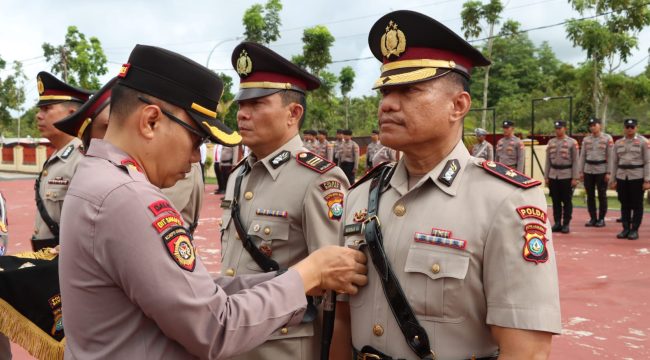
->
<box><xmin>431</xmin><ymin>264</ymin><xmax>441</xmax><ymax>274</ymax></box>
<box><xmin>280</xmin><ymin>327</ymin><xmax>289</xmax><ymax>335</ymax></box>
<box><xmin>244</xmin><ymin>191</ymin><xmax>254</xmax><ymax>200</ymax></box>
<box><xmin>372</xmin><ymin>324</ymin><xmax>384</xmax><ymax>336</ymax></box>
<box><xmin>225</xmin><ymin>268</ymin><xmax>235</xmax><ymax>276</ymax></box>
<box><xmin>45</xmin><ymin>191</ymin><xmax>51</xmax><ymax>197</ymax></box>
<box><xmin>253</xmin><ymin>224</ymin><xmax>260</xmax><ymax>232</ymax></box>
<box><xmin>263</xmin><ymin>227</ymin><xmax>271</xmax><ymax>235</ymax></box>
<box><xmin>393</xmin><ymin>203</ymin><xmax>406</xmax><ymax>217</ymax></box>
<box><xmin>42</xmin><ymin>170</ymin><xmax>48</xmax><ymax>176</ymax></box>
<box><xmin>218</xmin><ymin>218</ymin><xmax>223</xmax><ymax>227</ymax></box>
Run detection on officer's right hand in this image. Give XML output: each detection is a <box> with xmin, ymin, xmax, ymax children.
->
<box><xmin>292</xmin><ymin>246</ymin><xmax>368</xmax><ymax>296</ymax></box>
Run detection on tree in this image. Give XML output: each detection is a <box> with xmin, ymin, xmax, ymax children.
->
<box><xmin>42</xmin><ymin>26</ymin><xmax>108</xmax><ymax>90</ymax></box>
<box><xmin>566</xmin><ymin>0</ymin><xmax>650</xmax><ymax>126</ymax></box>
<box><xmin>216</xmin><ymin>72</ymin><xmax>238</xmax><ymax>130</ymax></box>
<box><xmin>0</xmin><ymin>56</ymin><xmax>27</xmax><ymax>135</ymax></box>
<box><xmin>293</xmin><ymin>25</ymin><xmax>335</xmax><ymax>75</ymax></box>
<box><xmin>339</xmin><ymin>66</ymin><xmax>355</xmax><ymax>128</ymax></box>
<box><xmin>242</xmin><ymin>0</ymin><xmax>283</xmax><ymax>44</ymax></box>
<box><xmin>461</xmin><ymin>0</ymin><xmax>504</xmax><ymax>128</ymax></box>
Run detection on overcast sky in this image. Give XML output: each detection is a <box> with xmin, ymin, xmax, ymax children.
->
<box><xmin>1</xmin><ymin>0</ymin><xmax>649</xmax><ymax>105</ymax></box>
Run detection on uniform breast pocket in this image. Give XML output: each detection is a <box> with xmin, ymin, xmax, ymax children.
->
<box><xmin>616</xmin><ymin>146</ymin><xmax>625</xmax><ymax>155</ymax></box>
<box><xmin>44</xmin><ymin>187</ymin><xmax>67</xmax><ymax>204</ymax></box>
<box><xmin>245</xmin><ymin>217</ymin><xmax>290</xmax><ymax>272</ymax></box>
<box><xmin>403</xmin><ymin>242</ymin><xmax>470</xmax><ymax>323</ymax></box>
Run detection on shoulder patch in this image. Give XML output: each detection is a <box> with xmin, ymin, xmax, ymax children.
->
<box><xmin>148</xmin><ymin>200</ymin><xmax>178</xmax><ymax>217</ymax></box>
<box><xmin>295</xmin><ymin>152</ymin><xmax>335</xmax><ymax>174</ymax></box>
<box><xmin>269</xmin><ymin>150</ymin><xmax>291</xmax><ymax>169</ymax></box>
<box><xmin>60</xmin><ymin>144</ymin><xmax>75</xmax><ymax>159</ymax></box>
<box><xmin>161</xmin><ymin>226</ymin><xmax>196</xmax><ymax>272</ymax></box>
<box><xmin>479</xmin><ymin>161</ymin><xmax>541</xmax><ymax>189</ymax></box>
<box><xmin>350</xmin><ymin>162</ymin><xmax>392</xmax><ymax>190</ymax></box>
<box><xmin>517</xmin><ymin>206</ymin><xmax>547</xmax><ymax>223</ymax></box>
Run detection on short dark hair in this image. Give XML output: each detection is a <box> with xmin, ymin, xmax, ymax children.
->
<box><xmin>280</xmin><ymin>90</ymin><xmax>307</xmax><ymax>128</ymax></box>
<box><xmin>59</xmin><ymin>101</ymin><xmax>82</xmax><ymax>111</ymax></box>
<box><xmin>109</xmin><ymin>84</ymin><xmax>144</xmax><ymax>120</ymax></box>
<box><xmin>445</xmin><ymin>71</ymin><xmax>470</xmax><ymax>93</ymax></box>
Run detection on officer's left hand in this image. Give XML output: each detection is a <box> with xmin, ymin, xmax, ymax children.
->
<box><xmin>571</xmin><ymin>179</ymin><xmax>578</xmax><ymax>187</ymax></box>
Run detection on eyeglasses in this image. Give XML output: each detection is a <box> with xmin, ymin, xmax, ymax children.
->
<box><xmin>138</xmin><ymin>96</ymin><xmax>209</xmax><ymax>146</ymax></box>
<box><xmin>624</xmin><ymin>125</ymin><xmax>636</xmax><ymax>129</ymax></box>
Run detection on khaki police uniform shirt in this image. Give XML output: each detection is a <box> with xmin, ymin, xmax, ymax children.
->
<box><xmin>611</xmin><ymin>135</ymin><xmax>650</xmax><ymax>181</ymax></box>
<box><xmin>314</xmin><ymin>139</ymin><xmax>331</xmax><ymax>161</ymax></box>
<box><xmin>471</xmin><ymin>140</ymin><xmax>494</xmax><ymax>161</ymax></box>
<box><xmin>219</xmin><ymin>135</ymin><xmax>349</xmax><ymax>357</ymax></box>
<box><xmin>496</xmin><ymin>135</ymin><xmax>525</xmax><ymax>172</ymax></box>
<box><xmin>162</xmin><ymin>162</ymin><xmax>204</xmax><ymax>232</ymax></box>
<box><xmin>33</xmin><ymin>137</ymin><xmax>83</xmax><ymax>241</ymax></box>
<box><xmin>59</xmin><ymin>139</ymin><xmax>307</xmax><ymax>360</ymax></box>
<box><xmin>343</xmin><ymin>141</ymin><xmax>561</xmax><ymax>359</ymax></box>
<box><xmin>339</xmin><ymin>139</ymin><xmax>360</xmax><ymax>171</ymax></box>
<box><xmin>579</xmin><ymin>133</ymin><xmax>613</xmax><ymax>175</ymax></box>
<box><xmin>545</xmin><ymin>136</ymin><xmax>579</xmax><ymax>180</ymax></box>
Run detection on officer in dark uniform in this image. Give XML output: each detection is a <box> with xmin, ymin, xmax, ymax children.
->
<box><xmin>611</xmin><ymin>118</ymin><xmax>650</xmax><ymax>240</ymax></box>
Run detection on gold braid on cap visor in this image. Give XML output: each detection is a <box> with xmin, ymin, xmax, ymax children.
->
<box><xmin>202</xmin><ymin>121</ymin><xmax>242</xmax><ymax>146</ymax></box>
<box><xmin>373</xmin><ymin>59</ymin><xmax>461</xmax><ymax>89</ymax></box>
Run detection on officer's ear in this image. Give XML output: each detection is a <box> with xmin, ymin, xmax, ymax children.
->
<box><xmin>287</xmin><ymin>102</ymin><xmax>304</xmax><ymax>128</ymax></box>
<box><xmin>137</xmin><ymin>103</ymin><xmax>163</xmax><ymax>141</ymax></box>
<box><xmin>450</xmin><ymin>90</ymin><xmax>471</xmax><ymax>124</ymax></box>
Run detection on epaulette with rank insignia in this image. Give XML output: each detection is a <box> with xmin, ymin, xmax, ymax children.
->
<box><xmin>295</xmin><ymin>152</ymin><xmax>334</xmax><ymax>173</ymax></box>
<box><xmin>479</xmin><ymin>160</ymin><xmax>541</xmax><ymax>189</ymax></box>
<box><xmin>350</xmin><ymin>162</ymin><xmax>393</xmax><ymax>190</ymax></box>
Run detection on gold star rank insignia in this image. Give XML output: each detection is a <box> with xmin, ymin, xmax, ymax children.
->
<box><xmin>380</xmin><ymin>20</ymin><xmax>406</xmax><ymax>59</ymax></box>
<box><xmin>236</xmin><ymin>50</ymin><xmax>253</xmax><ymax>76</ymax></box>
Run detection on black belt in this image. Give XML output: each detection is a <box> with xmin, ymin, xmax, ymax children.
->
<box><xmin>354</xmin><ymin>346</ymin><xmax>498</xmax><ymax>360</ymax></box>
<box><xmin>550</xmin><ymin>163</ymin><xmax>573</xmax><ymax>169</ymax></box>
<box><xmin>585</xmin><ymin>160</ymin><xmax>606</xmax><ymax>165</ymax></box>
<box><xmin>618</xmin><ymin>164</ymin><xmax>644</xmax><ymax>169</ymax></box>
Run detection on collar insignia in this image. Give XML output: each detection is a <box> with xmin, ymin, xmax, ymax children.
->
<box><xmin>236</xmin><ymin>50</ymin><xmax>253</xmax><ymax>76</ymax></box>
<box><xmin>269</xmin><ymin>150</ymin><xmax>291</xmax><ymax>169</ymax></box>
<box><xmin>438</xmin><ymin>159</ymin><xmax>460</xmax><ymax>186</ymax></box>
<box><xmin>380</xmin><ymin>20</ymin><xmax>406</xmax><ymax>59</ymax></box>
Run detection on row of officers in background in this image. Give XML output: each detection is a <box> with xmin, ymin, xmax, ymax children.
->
<box><xmin>471</xmin><ymin>118</ymin><xmax>650</xmax><ymax>240</ymax></box>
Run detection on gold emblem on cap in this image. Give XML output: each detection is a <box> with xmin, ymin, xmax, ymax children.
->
<box><xmin>37</xmin><ymin>77</ymin><xmax>44</xmax><ymax>95</ymax></box>
<box><xmin>381</xmin><ymin>20</ymin><xmax>406</xmax><ymax>59</ymax></box>
<box><xmin>236</xmin><ymin>50</ymin><xmax>253</xmax><ymax>76</ymax></box>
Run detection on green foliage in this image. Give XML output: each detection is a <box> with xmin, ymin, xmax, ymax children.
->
<box><xmin>0</xmin><ymin>57</ymin><xmax>27</xmax><ymax>132</ymax></box>
<box><xmin>216</xmin><ymin>72</ymin><xmax>238</xmax><ymax>130</ymax></box>
<box><xmin>297</xmin><ymin>25</ymin><xmax>335</xmax><ymax>75</ymax></box>
<box><xmin>42</xmin><ymin>26</ymin><xmax>108</xmax><ymax>90</ymax></box>
<box><xmin>339</xmin><ymin>66</ymin><xmax>355</xmax><ymax>97</ymax></box>
<box><xmin>242</xmin><ymin>0</ymin><xmax>283</xmax><ymax>44</ymax></box>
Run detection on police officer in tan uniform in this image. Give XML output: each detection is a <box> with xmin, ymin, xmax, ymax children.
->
<box><xmin>339</xmin><ymin>129</ymin><xmax>360</xmax><ymax>184</ymax></box>
<box><xmin>366</xmin><ymin>129</ymin><xmax>382</xmax><ymax>169</ymax></box>
<box><xmin>579</xmin><ymin>117</ymin><xmax>613</xmax><ymax>227</ymax></box>
<box><xmin>59</xmin><ymin>44</ymin><xmax>367</xmax><ymax>360</ymax></box>
<box><xmin>337</xmin><ymin>11</ymin><xmax>561</xmax><ymax>360</ymax></box>
<box><xmin>545</xmin><ymin>121</ymin><xmax>579</xmax><ymax>233</ymax></box>
<box><xmin>333</xmin><ymin>129</ymin><xmax>344</xmax><ymax>164</ymax></box>
<box><xmin>472</xmin><ymin>127</ymin><xmax>494</xmax><ymax>160</ymax></box>
<box><xmin>32</xmin><ymin>72</ymin><xmax>92</xmax><ymax>251</ymax></box>
<box><xmin>220</xmin><ymin>42</ymin><xmax>350</xmax><ymax>360</ymax></box>
<box><xmin>372</xmin><ymin>143</ymin><xmax>398</xmax><ymax>165</ymax></box>
<box><xmin>316</xmin><ymin>129</ymin><xmax>333</xmax><ymax>161</ymax></box>
<box><xmin>496</xmin><ymin>120</ymin><xmax>525</xmax><ymax>172</ymax></box>
<box><xmin>55</xmin><ymin>77</ymin><xmax>205</xmax><ymax>235</ymax></box>
<box><xmin>611</xmin><ymin>118</ymin><xmax>650</xmax><ymax>240</ymax></box>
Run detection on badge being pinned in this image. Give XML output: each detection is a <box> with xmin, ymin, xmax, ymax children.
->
<box><xmin>162</xmin><ymin>227</ymin><xmax>196</xmax><ymax>271</ymax></box>
<box><xmin>522</xmin><ymin>224</ymin><xmax>549</xmax><ymax>264</ymax></box>
<box><xmin>353</xmin><ymin>208</ymin><xmax>368</xmax><ymax>223</ymax></box>
<box><xmin>324</xmin><ymin>192</ymin><xmax>344</xmax><ymax>221</ymax></box>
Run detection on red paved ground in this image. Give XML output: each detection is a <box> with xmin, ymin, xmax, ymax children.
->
<box><xmin>1</xmin><ymin>178</ymin><xmax>649</xmax><ymax>359</ymax></box>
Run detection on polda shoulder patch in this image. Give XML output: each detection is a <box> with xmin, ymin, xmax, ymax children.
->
<box><xmin>295</xmin><ymin>151</ymin><xmax>335</xmax><ymax>174</ymax></box>
<box><xmin>161</xmin><ymin>226</ymin><xmax>196</xmax><ymax>272</ymax></box>
<box><xmin>479</xmin><ymin>161</ymin><xmax>541</xmax><ymax>189</ymax></box>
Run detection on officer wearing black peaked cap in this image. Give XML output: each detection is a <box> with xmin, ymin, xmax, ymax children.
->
<box><xmin>58</xmin><ymin>44</ymin><xmax>367</xmax><ymax>359</ymax></box>
<box><xmin>339</xmin><ymin>10</ymin><xmax>561</xmax><ymax>360</ymax></box>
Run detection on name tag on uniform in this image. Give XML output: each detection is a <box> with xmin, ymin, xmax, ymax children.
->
<box><xmin>220</xmin><ymin>200</ymin><xmax>232</xmax><ymax>209</ymax></box>
<box><xmin>344</xmin><ymin>223</ymin><xmax>363</xmax><ymax>236</ymax></box>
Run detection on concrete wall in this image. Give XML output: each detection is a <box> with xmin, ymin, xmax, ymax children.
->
<box><xmin>0</xmin><ymin>145</ymin><xmax>49</xmax><ymax>173</ymax></box>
